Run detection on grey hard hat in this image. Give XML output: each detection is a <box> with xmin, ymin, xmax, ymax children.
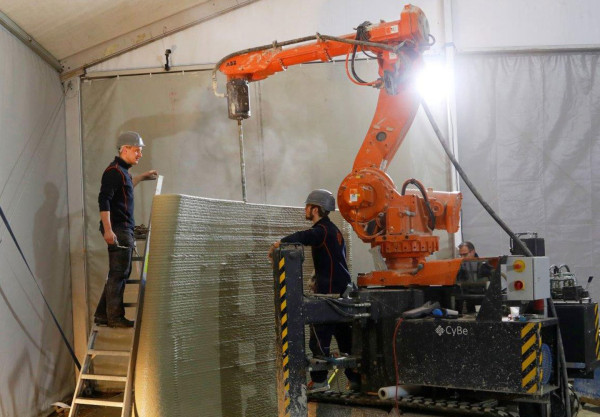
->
<box><xmin>305</xmin><ymin>189</ymin><xmax>335</xmax><ymax>212</ymax></box>
<box><xmin>116</xmin><ymin>131</ymin><xmax>145</xmax><ymax>150</ymax></box>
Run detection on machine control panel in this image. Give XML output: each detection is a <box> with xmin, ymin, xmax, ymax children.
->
<box><xmin>504</xmin><ymin>256</ymin><xmax>550</xmax><ymax>301</ymax></box>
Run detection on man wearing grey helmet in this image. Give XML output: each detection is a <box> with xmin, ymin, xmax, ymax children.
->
<box><xmin>94</xmin><ymin>131</ymin><xmax>158</xmax><ymax>328</ymax></box>
<box><xmin>269</xmin><ymin>189</ymin><xmax>360</xmax><ymax>393</ymax></box>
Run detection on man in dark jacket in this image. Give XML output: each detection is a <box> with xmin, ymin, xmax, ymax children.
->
<box><xmin>270</xmin><ymin>189</ymin><xmax>360</xmax><ymax>392</ymax></box>
<box><xmin>94</xmin><ymin>131</ymin><xmax>157</xmax><ymax>328</ymax></box>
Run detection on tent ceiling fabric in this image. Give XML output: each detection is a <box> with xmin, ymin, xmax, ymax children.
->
<box><xmin>0</xmin><ymin>0</ymin><xmax>215</xmax><ymax>59</ymax></box>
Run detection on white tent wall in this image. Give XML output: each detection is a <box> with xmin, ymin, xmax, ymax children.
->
<box><xmin>450</xmin><ymin>0</ymin><xmax>600</xmax><ymax>301</ymax></box>
<box><xmin>455</xmin><ymin>53</ymin><xmax>600</xmax><ymax>302</ymax></box>
<box><xmin>0</xmin><ymin>24</ymin><xmax>72</xmax><ymax>417</ymax></box>
<box><xmin>453</xmin><ymin>0</ymin><xmax>600</xmax><ymax>51</ymax></box>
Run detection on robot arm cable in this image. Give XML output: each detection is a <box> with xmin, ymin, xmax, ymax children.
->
<box><xmin>401</xmin><ymin>178</ymin><xmax>436</xmax><ymax>230</ymax></box>
<box><xmin>344</xmin><ymin>53</ymin><xmax>380</xmax><ymax>87</ymax></box>
<box><xmin>350</xmin><ymin>21</ymin><xmax>374</xmax><ymax>83</ymax></box>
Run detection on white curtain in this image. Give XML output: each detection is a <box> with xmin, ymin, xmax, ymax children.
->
<box><xmin>0</xmin><ymin>25</ymin><xmax>72</xmax><ymax>417</ymax></box>
<box><xmin>455</xmin><ymin>52</ymin><xmax>600</xmax><ymax>299</ymax></box>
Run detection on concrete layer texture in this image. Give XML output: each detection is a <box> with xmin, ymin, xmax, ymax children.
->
<box><xmin>134</xmin><ymin>194</ymin><xmax>353</xmax><ymax>417</ymax></box>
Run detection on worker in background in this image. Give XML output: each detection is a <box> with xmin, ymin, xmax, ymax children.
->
<box><xmin>458</xmin><ymin>241</ymin><xmax>478</xmax><ymax>258</ymax></box>
<box><xmin>269</xmin><ymin>189</ymin><xmax>361</xmax><ymax>393</ymax></box>
<box><xmin>457</xmin><ymin>241</ymin><xmax>486</xmax><ymax>282</ymax></box>
<box><xmin>456</xmin><ymin>241</ymin><xmax>494</xmax><ymax>312</ymax></box>
<box><xmin>94</xmin><ymin>131</ymin><xmax>158</xmax><ymax>328</ymax></box>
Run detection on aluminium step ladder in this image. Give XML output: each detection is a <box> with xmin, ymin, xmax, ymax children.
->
<box><xmin>69</xmin><ymin>176</ymin><xmax>163</xmax><ymax>417</ymax></box>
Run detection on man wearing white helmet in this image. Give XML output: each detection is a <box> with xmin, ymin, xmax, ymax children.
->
<box><xmin>269</xmin><ymin>189</ymin><xmax>360</xmax><ymax>393</ymax></box>
<box><xmin>94</xmin><ymin>131</ymin><xmax>158</xmax><ymax>328</ymax></box>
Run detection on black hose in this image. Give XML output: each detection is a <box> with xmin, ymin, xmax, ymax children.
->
<box><xmin>420</xmin><ymin>99</ymin><xmax>533</xmax><ymax>257</ymax></box>
<box><xmin>401</xmin><ymin>178</ymin><xmax>436</xmax><ymax>230</ymax></box>
<box><xmin>558</xmin><ymin>264</ymin><xmax>571</xmax><ymax>273</ymax></box>
<box><xmin>324</xmin><ymin>299</ymin><xmax>362</xmax><ymax>318</ymax></box>
<box><xmin>325</xmin><ymin>297</ymin><xmax>366</xmax><ymax>308</ymax></box>
<box><xmin>355</xmin><ymin>21</ymin><xmax>378</xmax><ymax>59</ymax></box>
<box><xmin>350</xmin><ymin>22</ymin><xmax>372</xmax><ymax>83</ymax></box>
<box><xmin>350</xmin><ymin>45</ymin><xmax>367</xmax><ymax>83</ymax></box>
<box><xmin>304</xmin><ymin>295</ymin><xmax>363</xmax><ymax>318</ymax></box>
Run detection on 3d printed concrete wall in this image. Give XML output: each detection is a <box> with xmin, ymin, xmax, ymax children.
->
<box><xmin>134</xmin><ymin>194</ymin><xmax>352</xmax><ymax>417</ymax></box>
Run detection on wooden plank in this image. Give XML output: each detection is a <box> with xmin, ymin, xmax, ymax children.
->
<box><xmin>74</xmin><ymin>398</ymin><xmax>124</xmax><ymax>407</ymax></box>
<box><xmin>89</xmin><ymin>349</ymin><xmax>131</xmax><ymax>357</ymax></box>
<box><xmin>580</xmin><ymin>396</ymin><xmax>600</xmax><ymax>407</ymax></box>
<box><xmin>80</xmin><ymin>374</ymin><xmax>127</xmax><ymax>382</ymax></box>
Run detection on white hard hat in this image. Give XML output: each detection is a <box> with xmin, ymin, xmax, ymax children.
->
<box><xmin>305</xmin><ymin>189</ymin><xmax>335</xmax><ymax>212</ymax></box>
<box><xmin>116</xmin><ymin>131</ymin><xmax>145</xmax><ymax>150</ymax></box>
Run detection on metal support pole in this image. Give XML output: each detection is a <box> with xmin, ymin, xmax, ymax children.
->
<box><xmin>238</xmin><ymin>120</ymin><xmax>248</xmax><ymax>203</ymax></box>
<box><xmin>443</xmin><ymin>0</ymin><xmax>462</xmax><ymax>253</ymax></box>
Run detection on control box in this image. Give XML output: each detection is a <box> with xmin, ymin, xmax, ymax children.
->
<box><xmin>504</xmin><ymin>256</ymin><xmax>550</xmax><ymax>301</ymax></box>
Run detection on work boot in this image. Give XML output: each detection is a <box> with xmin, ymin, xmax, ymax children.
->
<box><xmin>108</xmin><ymin>317</ymin><xmax>134</xmax><ymax>328</ymax></box>
<box><xmin>307</xmin><ymin>380</ymin><xmax>330</xmax><ymax>393</ymax></box>
<box><xmin>94</xmin><ymin>316</ymin><xmax>108</xmax><ymax>326</ymax></box>
<box><xmin>347</xmin><ymin>380</ymin><xmax>361</xmax><ymax>392</ymax></box>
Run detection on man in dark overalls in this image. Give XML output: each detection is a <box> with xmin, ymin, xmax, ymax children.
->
<box><xmin>270</xmin><ymin>189</ymin><xmax>361</xmax><ymax>392</ymax></box>
<box><xmin>94</xmin><ymin>131</ymin><xmax>157</xmax><ymax>328</ymax></box>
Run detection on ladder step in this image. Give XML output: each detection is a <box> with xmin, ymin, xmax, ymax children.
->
<box><xmin>88</xmin><ymin>349</ymin><xmax>131</xmax><ymax>357</ymax></box>
<box><xmin>74</xmin><ymin>398</ymin><xmax>124</xmax><ymax>407</ymax></box>
<box><xmin>81</xmin><ymin>373</ymin><xmax>127</xmax><ymax>382</ymax></box>
<box><xmin>123</xmin><ymin>302</ymin><xmax>138</xmax><ymax>307</ymax></box>
<box><xmin>125</xmin><ymin>279</ymin><xmax>141</xmax><ymax>284</ymax></box>
<box><xmin>132</xmin><ymin>256</ymin><xmax>144</xmax><ymax>261</ymax></box>
<box><xmin>92</xmin><ymin>324</ymin><xmax>134</xmax><ymax>331</ymax></box>
<box><xmin>308</xmin><ymin>356</ymin><xmax>359</xmax><ymax>371</ymax></box>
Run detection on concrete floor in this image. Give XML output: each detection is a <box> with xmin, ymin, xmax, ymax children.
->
<box><xmin>580</xmin><ymin>403</ymin><xmax>600</xmax><ymax>416</ymax></box>
<box><xmin>51</xmin><ymin>398</ymin><xmax>600</xmax><ymax>417</ymax></box>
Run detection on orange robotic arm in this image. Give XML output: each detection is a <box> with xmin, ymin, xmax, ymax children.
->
<box><xmin>216</xmin><ymin>5</ymin><xmax>429</xmax><ymax>120</ymax></box>
<box><xmin>216</xmin><ymin>5</ymin><xmax>463</xmax><ymax>286</ymax></box>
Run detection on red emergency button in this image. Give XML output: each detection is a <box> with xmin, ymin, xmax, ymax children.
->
<box><xmin>514</xmin><ymin>280</ymin><xmax>525</xmax><ymax>291</ymax></box>
<box><xmin>513</xmin><ymin>260</ymin><xmax>526</xmax><ymax>272</ymax></box>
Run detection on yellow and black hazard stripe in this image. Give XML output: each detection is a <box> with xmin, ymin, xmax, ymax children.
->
<box><xmin>521</xmin><ymin>322</ymin><xmax>542</xmax><ymax>394</ymax></box>
<box><xmin>595</xmin><ymin>304</ymin><xmax>600</xmax><ymax>360</ymax></box>
<box><xmin>278</xmin><ymin>257</ymin><xmax>291</xmax><ymax>417</ymax></box>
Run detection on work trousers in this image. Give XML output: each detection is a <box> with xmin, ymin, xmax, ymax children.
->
<box><xmin>309</xmin><ymin>323</ymin><xmax>360</xmax><ymax>384</ymax></box>
<box><xmin>94</xmin><ymin>228</ymin><xmax>134</xmax><ymax>321</ymax></box>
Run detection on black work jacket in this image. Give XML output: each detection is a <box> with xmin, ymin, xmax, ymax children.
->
<box><xmin>281</xmin><ymin>216</ymin><xmax>351</xmax><ymax>295</ymax></box>
<box><xmin>98</xmin><ymin>157</ymin><xmax>135</xmax><ymax>232</ymax></box>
